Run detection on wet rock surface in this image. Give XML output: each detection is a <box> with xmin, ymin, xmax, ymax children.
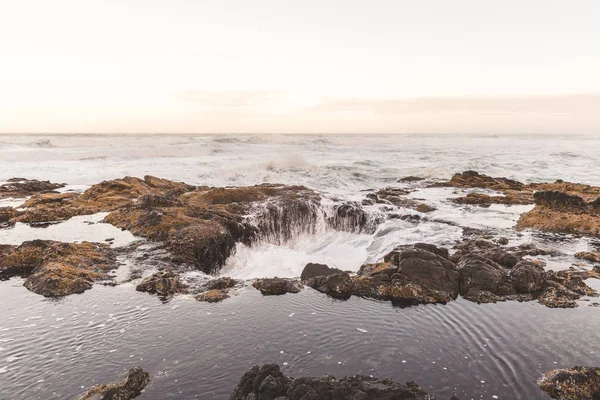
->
<box><xmin>79</xmin><ymin>366</ymin><xmax>150</xmax><ymax>400</ymax></box>
<box><xmin>538</xmin><ymin>366</ymin><xmax>600</xmax><ymax>400</ymax></box>
<box><xmin>0</xmin><ymin>178</ymin><xmax>66</xmax><ymax>199</ymax></box>
<box><xmin>136</xmin><ymin>270</ymin><xmax>188</xmax><ymax>299</ymax></box>
<box><xmin>517</xmin><ymin>191</ymin><xmax>600</xmax><ymax>238</ymax></box>
<box><xmin>300</xmin><ymin>263</ymin><xmax>343</xmax><ymax>281</ymax></box>
<box><xmin>229</xmin><ymin>364</ymin><xmax>435</xmax><ymax>400</ymax></box>
<box><xmin>0</xmin><ymin>240</ymin><xmax>116</xmax><ymax>297</ymax></box>
<box><xmin>253</xmin><ymin>278</ymin><xmax>303</xmax><ymax>295</ymax></box>
<box><xmin>575</xmin><ymin>252</ymin><xmax>600</xmax><ymax>264</ymax></box>
<box><xmin>307</xmin><ymin>244</ymin><xmax>460</xmax><ymax>305</ymax></box>
<box><xmin>196</xmin><ymin>277</ymin><xmax>240</xmax><ymax>302</ymax></box>
<box><xmin>307</xmin><ymin>241</ymin><xmax>597</xmax><ymax>308</ymax></box>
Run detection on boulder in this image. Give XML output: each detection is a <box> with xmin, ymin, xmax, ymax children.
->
<box><xmin>306</xmin><ymin>273</ymin><xmax>354</xmax><ymax>300</ymax></box>
<box><xmin>79</xmin><ymin>366</ymin><xmax>150</xmax><ymax>400</ymax></box>
<box><xmin>253</xmin><ymin>278</ymin><xmax>302</xmax><ymax>295</ymax></box>
<box><xmin>0</xmin><ymin>240</ymin><xmax>115</xmax><ymax>297</ymax></box>
<box><xmin>136</xmin><ymin>270</ymin><xmax>188</xmax><ymax>299</ymax></box>
<box><xmin>229</xmin><ymin>364</ymin><xmax>433</xmax><ymax>400</ymax></box>
<box><xmin>300</xmin><ymin>263</ymin><xmax>343</xmax><ymax>281</ymax></box>
<box><xmin>575</xmin><ymin>252</ymin><xmax>600</xmax><ymax>264</ymax></box>
<box><xmin>457</xmin><ymin>255</ymin><xmax>515</xmax><ymax>302</ymax></box>
<box><xmin>538</xmin><ymin>366</ymin><xmax>600</xmax><ymax>400</ymax></box>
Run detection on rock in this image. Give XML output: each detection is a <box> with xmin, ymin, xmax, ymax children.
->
<box><xmin>0</xmin><ymin>178</ymin><xmax>65</xmax><ymax>199</ymax></box>
<box><xmin>538</xmin><ymin>366</ymin><xmax>600</xmax><ymax>400</ymax></box>
<box><xmin>575</xmin><ymin>252</ymin><xmax>600</xmax><ymax>263</ymax></box>
<box><xmin>197</xmin><ymin>289</ymin><xmax>229</xmax><ymax>303</ymax></box>
<box><xmin>452</xmin><ymin>192</ymin><xmax>531</xmax><ymax>206</ymax></box>
<box><xmin>457</xmin><ymin>255</ymin><xmax>516</xmax><ymax>302</ymax></box>
<box><xmin>204</xmin><ymin>277</ymin><xmax>238</xmax><ymax>290</ymax></box>
<box><xmin>0</xmin><ymin>240</ymin><xmax>115</xmax><ymax>297</ymax></box>
<box><xmin>452</xmin><ymin>240</ymin><xmax>519</xmax><ymax>268</ymax></box>
<box><xmin>397</xmin><ymin>176</ymin><xmax>425</xmax><ymax>183</ymax></box>
<box><xmin>415</xmin><ymin>203</ymin><xmax>436</xmax><ymax>213</ymax></box>
<box><xmin>79</xmin><ymin>366</ymin><xmax>150</xmax><ymax>400</ymax></box>
<box><xmin>517</xmin><ymin>191</ymin><xmax>600</xmax><ymax>238</ymax></box>
<box><xmin>229</xmin><ymin>364</ymin><xmax>433</xmax><ymax>400</ymax></box>
<box><xmin>437</xmin><ymin>170</ymin><xmax>525</xmax><ymax>191</ymax></box>
<box><xmin>306</xmin><ymin>273</ymin><xmax>355</xmax><ymax>300</ymax></box>
<box><xmin>329</xmin><ymin>202</ymin><xmax>372</xmax><ymax>233</ymax></box>
<box><xmin>496</xmin><ymin>237</ymin><xmax>509</xmax><ymax>245</ymax></box>
<box><xmin>308</xmin><ymin>245</ymin><xmax>459</xmax><ymax>305</ymax></box>
<box><xmin>253</xmin><ymin>278</ymin><xmax>303</xmax><ymax>295</ymax></box>
<box><xmin>300</xmin><ymin>263</ymin><xmax>343</xmax><ymax>281</ymax></box>
<box><xmin>510</xmin><ymin>260</ymin><xmax>546</xmax><ymax>293</ymax></box>
<box><xmin>0</xmin><ymin>207</ymin><xmax>15</xmax><ymax>223</ymax></box>
<box><xmin>136</xmin><ymin>270</ymin><xmax>188</xmax><ymax>299</ymax></box>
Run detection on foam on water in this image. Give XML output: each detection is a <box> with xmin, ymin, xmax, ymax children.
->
<box><xmin>0</xmin><ymin>213</ymin><xmax>138</xmax><ymax>247</ymax></box>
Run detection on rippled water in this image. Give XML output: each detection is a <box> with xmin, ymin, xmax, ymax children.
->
<box><xmin>1</xmin><ymin>134</ymin><xmax>600</xmax><ymax>399</ymax></box>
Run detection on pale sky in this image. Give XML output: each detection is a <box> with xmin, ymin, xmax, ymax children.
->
<box><xmin>1</xmin><ymin>0</ymin><xmax>600</xmax><ymax>134</ymax></box>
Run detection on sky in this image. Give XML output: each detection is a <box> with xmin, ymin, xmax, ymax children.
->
<box><xmin>1</xmin><ymin>0</ymin><xmax>599</xmax><ymax>134</ymax></box>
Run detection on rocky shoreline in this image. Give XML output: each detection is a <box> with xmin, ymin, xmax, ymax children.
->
<box><xmin>1</xmin><ymin>171</ymin><xmax>599</xmax><ymax>307</ymax></box>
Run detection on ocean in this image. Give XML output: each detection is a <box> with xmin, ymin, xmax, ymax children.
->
<box><xmin>1</xmin><ymin>134</ymin><xmax>599</xmax><ymax>399</ymax></box>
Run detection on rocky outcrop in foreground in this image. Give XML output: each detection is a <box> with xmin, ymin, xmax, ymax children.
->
<box><xmin>79</xmin><ymin>367</ymin><xmax>150</xmax><ymax>400</ymax></box>
<box><xmin>305</xmin><ymin>242</ymin><xmax>598</xmax><ymax>308</ymax></box>
<box><xmin>0</xmin><ymin>240</ymin><xmax>115</xmax><ymax>297</ymax></box>
<box><xmin>229</xmin><ymin>364</ymin><xmax>441</xmax><ymax>400</ymax></box>
<box><xmin>538</xmin><ymin>366</ymin><xmax>600</xmax><ymax>400</ymax></box>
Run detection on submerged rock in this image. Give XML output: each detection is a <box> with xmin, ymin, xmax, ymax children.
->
<box><xmin>538</xmin><ymin>366</ymin><xmax>600</xmax><ymax>400</ymax></box>
<box><xmin>79</xmin><ymin>366</ymin><xmax>150</xmax><ymax>400</ymax></box>
<box><xmin>197</xmin><ymin>289</ymin><xmax>230</xmax><ymax>303</ymax></box>
<box><xmin>136</xmin><ymin>270</ymin><xmax>188</xmax><ymax>299</ymax></box>
<box><xmin>0</xmin><ymin>240</ymin><xmax>115</xmax><ymax>297</ymax></box>
<box><xmin>253</xmin><ymin>278</ymin><xmax>302</xmax><ymax>295</ymax></box>
<box><xmin>300</xmin><ymin>263</ymin><xmax>343</xmax><ymax>281</ymax></box>
<box><xmin>229</xmin><ymin>364</ymin><xmax>434</xmax><ymax>400</ymax></box>
<box><xmin>0</xmin><ymin>178</ymin><xmax>65</xmax><ymax>199</ymax></box>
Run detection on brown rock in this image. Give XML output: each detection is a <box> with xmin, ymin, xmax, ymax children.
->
<box><xmin>196</xmin><ymin>289</ymin><xmax>229</xmax><ymax>303</ymax></box>
<box><xmin>252</xmin><ymin>278</ymin><xmax>302</xmax><ymax>295</ymax></box>
<box><xmin>79</xmin><ymin>366</ymin><xmax>150</xmax><ymax>400</ymax></box>
<box><xmin>0</xmin><ymin>240</ymin><xmax>115</xmax><ymax>297</ymax></box>
<box><xmin>0</xmin><ymin>178</ymin><xmax>65</xmax><ymax>199</ymax></box>
<box><xmin>136</xmin><ymin>270</ymin><xmax>188</xmax><ymax>299</ymax></box>
<box><xmin>575</xmin><ymin>252</ymin><xmax>600</xmax><ymax>263</ymax></box>
<box><xmin>538</xmin><ymin>366</ymin><xmax>600</xmax><ymax>400</ymax></box>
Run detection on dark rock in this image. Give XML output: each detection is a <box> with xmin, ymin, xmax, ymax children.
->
<box><xmin>457</xmin><ymin>255</ymin><xmax>515</xmax><ymax>302</ymax></box>
<box><xmin>306</xmin><ymin>273</ymin><xmax>354</xmax><ymax>300</ymax></box>
<box><xmin>0</xmin><ymin>178</ymin><xmax>66</xmax><ymax>199</ymax></box>
<box><xmin>300</xmin><ymin>263</ymin><xmax>343</xmax><ymax>281</ymax></box>
<box><xmin>510</xmin><ymin>260</ymin><xmax>546</xmax><ymax>293</ymax></box>
<box><xmin>136</xmin><ymin>270</ymin><xmax>188</xmax><ymax>299</ymax></box>
<box><xmin>204</xmin><ymin>277</ymin><xmax>238</xmax><ymax>290</ymax></box>
<box><xmin>329</xmin><ymin>202</ymin><xmax>371</xmax><ymax>233</ymax></box>
<box><xmin>538</xmin><ymin>366</ymin><xmax>600</xmax><ymax>400</ymax></box>
<box><xmin>496</xmin><ymin>237</ymin><xmax>509</xmax><ymax>245</ymax></box>
<box><xmin>229</xmin><ymin>364</ymin><xmax>433</xmax><ymax>400</ymax></box>
<box><xmin>397</xmin><ymin>176</ymin><xmax>425</xmax><ymax>183</ymax></box>
<box><xmin>79</xmin><ymin>366</ymin><xmax>150</xmax><ymax>400</ymax></box>
<box><xmin>253</xmin><ymin>278</ymin><xmax>302</xmax><ymax>295</ymax></box>
<box><xmin>533</xmin><ymin>191</ymin><xmax>587</xmax><ymax>210</ymax></box>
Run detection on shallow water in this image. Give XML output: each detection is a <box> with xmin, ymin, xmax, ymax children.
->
<box><xmin>1</xmin><ymin>134</ymin><xmax>600</xmax><ymax>399</ymax></box>
<box><xmin>1</xmin><ymin>280</ymin><xmax>599</xmax><ymax>400</ymax></box>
